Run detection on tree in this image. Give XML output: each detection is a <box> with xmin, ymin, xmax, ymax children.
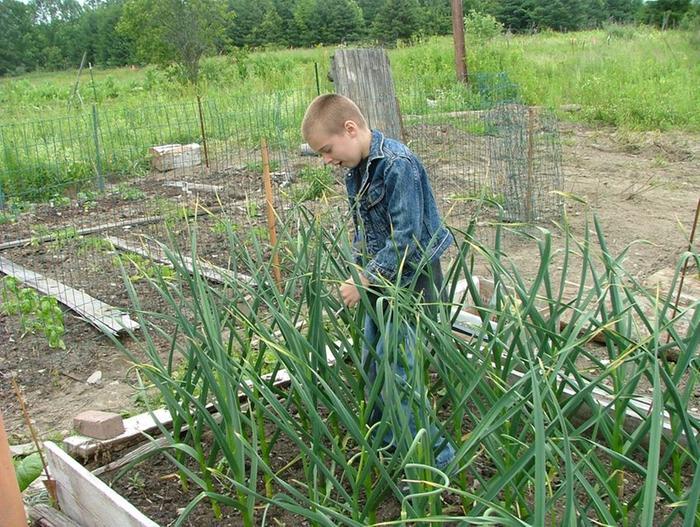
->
<box><xmin>0</xmin><ymin>0</ymin><xmax>40</xmax><ymax>74</ymax></box>
<box><xmin>640</xmin><ymin>0</ymin><xmax>691</xmax><ymax>27</ymax></box>
<box><xmin>118</xmin><ymin>0</ymin><xmax>230</xmax><ymax>85</ymax></box>
<box><xmin>318</xmin><ymin>0</ymin><xmax>365</xmax><ymax>44</ymax></box>
<box><xmin>417</xmin><ymin>0</ymin><xmax>452</xmax><ymax>36</ymax></box>
<box><xmin>497</xmin><ymin>0</ymin><xmax>534</xmax><ymax>32</ymax></box>
<box><xmin>605</xmin><ymin>0</ymin><xmax>643</xmax><ymax>23</ymax></box>
<box><xmin>372</xmin><ymin>0</ymin><xmax>421</xmax><ymax>43</ymax></box>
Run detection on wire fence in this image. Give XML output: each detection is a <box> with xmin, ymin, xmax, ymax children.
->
<box><xmin>0</xmin><ymin>72</ymin><xmax>563</xmax><ymax>332</ymax></box>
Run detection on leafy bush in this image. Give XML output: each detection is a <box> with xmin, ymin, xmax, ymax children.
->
<box><xmin>464</xmin><ymin>10</ymin><xmax>504</xmax><ymax>44</ymax></box>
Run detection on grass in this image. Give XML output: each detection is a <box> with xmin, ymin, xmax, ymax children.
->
<box><xmin>107</xmin><ymin>204</ymin><xmax>699</xmax><ymax>525</ymax></box>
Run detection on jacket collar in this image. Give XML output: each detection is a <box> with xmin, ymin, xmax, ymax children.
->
<box><xmin>346</xmin><ymin>129</ymin><xmax>385</xmax><ymax>187</ymax></box>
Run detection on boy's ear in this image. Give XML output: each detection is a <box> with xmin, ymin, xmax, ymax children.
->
<box><xmin>344</xmin><ymin>119</ymin><xmax>359</xmax><ymax>136</ymax></box>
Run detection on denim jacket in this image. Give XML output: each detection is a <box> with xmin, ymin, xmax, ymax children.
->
<box><xmin>346</xmin><ymin>130</ymin><xmax>453</xmax><ymax>286</ymax></box>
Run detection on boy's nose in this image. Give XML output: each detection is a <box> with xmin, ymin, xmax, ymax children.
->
<box><xmin>322</xmin><ymin>153</ymin><xmax>334</xmax><ymax>165</ymax></box>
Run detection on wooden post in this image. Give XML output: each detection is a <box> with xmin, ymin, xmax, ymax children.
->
<box><xmin>260</xmin><ymin>138</ymin><xmax>282</xmax><ymax>289</ymax></box>
<box><xmin>330</xmin><ymin>48</ymin><xmax>403</xmax><ymax>140</ymax></box>
<box><xmin>0</xmin><ymin>412</ymin><xmax>28</xmax><ymax>527</ymax></box>
<box><xmin>451</xmin><ymin>0</ymin><xmax>468</xmax><ymax>84</ymax></box>
<box><xmin>526</xmin><ymin>107</ymin><xmax>536</xmax><ymax>222</ymax></box>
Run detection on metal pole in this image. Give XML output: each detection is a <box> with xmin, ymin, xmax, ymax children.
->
<box><xmin>89</xmin><ymin>64</ymin><xmax>104</xmax><ymax>192</ymax></box>
<box><xmin>196</xmin><ymin>95</ymin><xmax>210</xmax><ymax>168</ymax></box>
<box><xmin>451</xmin><ymin>0</ymin><xmax>468</xmax><ymax>84</ymax></box>
<box><xmin>314</xmin><ymin>62</ymin><xmax>321</xmax><ymax>95</ymax></box>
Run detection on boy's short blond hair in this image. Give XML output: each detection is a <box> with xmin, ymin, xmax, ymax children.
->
<box><xmin>301</xmin><ymin>94</ymin><xmax>369</xmax><ymax>140</ymax></box>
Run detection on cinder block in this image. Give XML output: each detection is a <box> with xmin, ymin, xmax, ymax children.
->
<box><xmin>73</xmin><ymin>411</ymin><xmax>125</xmax><ymax>440</ymax></box>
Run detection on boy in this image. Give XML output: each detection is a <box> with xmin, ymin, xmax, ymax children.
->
<box><xmin>301</xmin><ymin>94</ymin><xmax>455</xmax><ymax>471</ymax></box>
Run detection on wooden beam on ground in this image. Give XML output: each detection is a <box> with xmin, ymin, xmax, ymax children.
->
<box><xmin>27</xmin><ymin>504</ymin><xmax>83</xmax><ymax>527</ymax></box>
<box><xmin>64</xmin><ymin>345</ymin><xmax>336</xmax><ymax>459</ymax></box>
<box><xmin>104</xmin><ymin>235</ymin><xmax>254</xmax><ymax>285</ymax></box>
<box><xmin>163</xmin><ymin>181</ymin><xmax>223</xmax><ymax>193</ymax></box>
<box><xmin>0</xmin><ymin>215</ymin><xmax>166</xmax><ymax>252</ymax></box>
<box><xmin>0</xmin><ymin>256</ymin><xmax>138</xmax><ymax>336</ymax></box>
<box><xmin>43</xmin><ymin>442</ymin><xmax>158</xmax><ymax>527</ymax></box>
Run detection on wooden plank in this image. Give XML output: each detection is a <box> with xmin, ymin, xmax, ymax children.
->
<box><xmin>43</xmin><ymin>442</ymin><xmax>158</xmax><ymax>527</ymax></box>
<box><xmin>0</xmin><ymin>215</ymin><xmax>165</xmax><ymax>251</ymax></box>
<box><xmin>163</xmin><ymin>181</ymin><xmax>223</xmax><ymax>193</ymax></box>
<box><xmin>64</xmin><ymin>345</ymin><xmax>335</xmax><ymax>459</ymax></box>
<box><xmin>91</xmin><ymin>437</ymin><xmax>169</xmax><ymax>477</ymax></box>
<box><xmin>27</xmin><ymin>504</ymin><xmax>83</xmax><ymax>527</ymax></box>
<box><xmin>0</xmin><ymin>256</ymin><xmax>138</xmax><ymax>336</ymax></box>
<box><xmin>105</xmin><ymin>235</ymin><xmax>254</xmax><ymax>285</ymax></box>
<box><xmin>331</xmin><ymin>48</ymin><xmax>403</xmax><ymax>140</ymax></box>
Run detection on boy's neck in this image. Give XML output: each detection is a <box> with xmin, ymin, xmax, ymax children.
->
<box><xmin>359</xmin><ymin>128</ymin><xmax>372</xmax><ymax>159</ymax></box>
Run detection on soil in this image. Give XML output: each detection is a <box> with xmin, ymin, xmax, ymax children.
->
<box><xmin>1</xmin><ymin>121</ymin><xmax>699</xmax><ymax>525</ymax></box>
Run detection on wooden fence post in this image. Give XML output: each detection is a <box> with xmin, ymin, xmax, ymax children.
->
<box><xmin>330</xmin><ymin>48</ymin><xmax>403</xmax><ymax>141</ymax></box>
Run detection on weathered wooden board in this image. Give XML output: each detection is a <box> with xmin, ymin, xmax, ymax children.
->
<box><xmin>44</xmin><ymin>442</ymin><xmax>159</xmax><ymax>527</ymax></box>
<box><xmin>330</xmin><ymin>48</ymin><xmax>403</xmax><ymax>140</ymax></box>
<box><xmin>0</xmin><ymin>215</ymin><xmax>165</xmax><ymax>251</ymax></box>
<box><xmin>0</xmin><ymin>256</ymin><xmax>138</xmax><ymax>335</ymax></box>
<box><xmin>64</xmin><ymin>345</ymin><xmax>336</xmax><ymax>459</ymax></box>
<box><xmin>105</xmin><ymin>235</ymin><xmax>254</xmax><ymax>285</ymax></box>
<box><xmin>163</xmin><ymin>181</ymin><xmax>223</xmax><ymax>193</ymax></box>
<box><xmin>27</xmin><ymin>503</ymin><xmax>83</xmax><ymax>527</ymax></box>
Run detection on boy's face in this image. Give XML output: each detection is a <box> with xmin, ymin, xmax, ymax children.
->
<box><xmin>307</xmin><ymin>120</ymin><xmax>367</xmax><ymax>169</ymax></box>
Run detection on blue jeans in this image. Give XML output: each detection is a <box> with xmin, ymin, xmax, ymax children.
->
<box><xmin>361</xmin><ymin>260</ymin><xmax>455</xmax><ymax>470</ymax></box>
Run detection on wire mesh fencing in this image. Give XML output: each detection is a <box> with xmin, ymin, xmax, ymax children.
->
<box><xmin>0</xmin><ymin>74</ymin><xmax>563</xmax><ymax>333</ymax></box>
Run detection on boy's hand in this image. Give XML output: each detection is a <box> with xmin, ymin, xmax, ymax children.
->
<box><xmin>340</xmin><ymin>275</ymin><xmax>370</xmax><ymax>308</ymax></box>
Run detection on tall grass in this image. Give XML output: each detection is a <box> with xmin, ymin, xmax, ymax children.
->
<box><xmin>111</xmin><ymin>205</ymin><xmax>699</xmax><ymax>525</ymax></box>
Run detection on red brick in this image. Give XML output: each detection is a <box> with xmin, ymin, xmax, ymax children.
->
<box><xmin>73</xmin><ymin>411</ymin><xmax>125</xmax><ymax>440</ymax></box>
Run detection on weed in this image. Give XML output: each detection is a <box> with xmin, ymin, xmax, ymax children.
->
<box><xmin>1</xmin><ymin>276</ymin><xmax>66</xmax><ymax>349</ymax></box>
<box><xmin>114</xmin><ymin>253</ymin><xmax>176</xmax><ymax>283</ymax></box>
<box><xmin>288</xmin><ymin>165</ymin><xmax>335</xmax><ymax>203</ymax></box>
<box><xmin>112</xmin><ymin>184</ymin><xmax>145</xmax><ymax>201</ymax></box>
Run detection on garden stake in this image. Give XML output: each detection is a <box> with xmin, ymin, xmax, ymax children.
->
<box><xmin>0</xmin><ymin>411</ymin><xmax>27</xmax><ymax>527</ymax></box>
<box><xmin>261</xmin><ymin>137</ymin><xmax>282</xmax><ymax>289</ymax></box>
<box><xmin>664</xmin><ymin>196</ymin><xmax>699</xmax><ymax>354</ymax></box>
<box><xmin>11</xmin><ymin>375</ymin><xmax>58</xmax><ymax>507</ymax></box>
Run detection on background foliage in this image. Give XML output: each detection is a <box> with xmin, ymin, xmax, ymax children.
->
<box><xmin>1</xmin><ymin>0</ymin><xmax>698</xmax><ymax>76</ymax></box>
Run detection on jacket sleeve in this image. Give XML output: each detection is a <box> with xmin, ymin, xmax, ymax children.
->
<box><xmin>363</xmin><ymin>156</ymin><xmax>424</xmax><ymax>284</ymax></box>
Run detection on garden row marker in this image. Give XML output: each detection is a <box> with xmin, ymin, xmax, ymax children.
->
<box><xmin>104</xmin><ymin>235</ymin><xmax>255</xmax><ymax>285</ymax></box>
<box><xmin>0</xmin><ymin>256</ymin><xmax>138</xmax><ymax>335</ymax></box>
<box><xmin>0</xmin><ymin>412</ymin><xmax>27</xmax><ymax>527</ymax></box>
<box><xmin>261</xmin><ymin>137</ymin><xmax>282</xmax><ymax>289</ymax></box>
<box><xmin>43</xmin><ymin>442</ymin><xmax>159</xmax><ymax>527</ymax></box>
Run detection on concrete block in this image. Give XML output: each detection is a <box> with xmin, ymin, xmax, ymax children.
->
<box><xmin>73</xmin><ymin>411</ymin><xmax>125</xmax><ymax>440</ymax></box>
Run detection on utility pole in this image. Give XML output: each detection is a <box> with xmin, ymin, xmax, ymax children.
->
<box><xmin>451</xmin><ymin>0</ymin><xmax>468</xmax><ymax>84</ymax></box>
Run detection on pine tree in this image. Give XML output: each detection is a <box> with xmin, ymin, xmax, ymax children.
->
<box><xmin>372</xmin><ymin>0</ymin><xmax>421</xmax><ymax>43</ymax></box>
